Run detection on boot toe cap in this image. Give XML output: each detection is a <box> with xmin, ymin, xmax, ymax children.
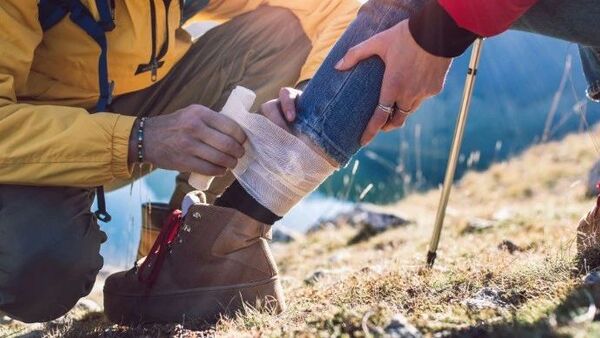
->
<box><xmin>103</xmin><ymin>269</ymin><xmax>143</xmax><ymax>296</ymax></box>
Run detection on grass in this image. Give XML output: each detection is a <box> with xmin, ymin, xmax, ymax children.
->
<box><xmin>4</xmin><ymin>127</ymin><xmax>600</xmax><ymax>337</ymax></box>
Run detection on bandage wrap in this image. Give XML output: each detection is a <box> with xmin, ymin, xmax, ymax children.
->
<box><xmin>223</xmin><ymin>87</ymin><xmax>336</xmax><ymax>216</ymax></box>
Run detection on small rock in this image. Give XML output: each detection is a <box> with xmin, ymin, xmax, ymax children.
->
<box><xmin>498</xmin><ymin>240</ymin><xmax>524</xmax><ymax>254</ymax></box>
<box><xmin>304</xmin><ymin>268</ymin><xmax>349</xmax><ymax>285</ymax></box>
<box><xmin>307</xmin><ymin>206</ymin><xmax>410</xmax><ymax>235</ymax></box>
<box><xmin>384</xmin><ymin>314</ymin><xmax>423</xmax><ymax>338</ymax></box>
<box><xmin>583</xmin><ymin>270</ymin><xmax>600</xmax><ymax>286</ymax></box>
<box><xmin>375</xmin><ymin>240</ymin><xmax>404</xmax><ymax>251</ymax></box>
<box><xmin>492</xmin><ymin>208</ymin><xmax>514</xmax><ymax>222</ymax></box>
<box><xmin>328</xmin><ymin>251</ymin><xmax>349</xmax><ymax>263</ymax></box>
<box><xmin>350</xmin><ymin>208</ymin><xmax>410</xmax><ymax>230</ymax></box>
<box><xmin>464</xmin><ymin>287</ymin><xmax>507</xmax><ymax>311</ymax></box>
<box><xmin>75</xmin><ymin>298</ymin><xmax>102</xmax><ymax>312</ymax></box>
<box><xmin>0</xmin><ymin>315</ymin><xmax>12</xmax><ymax>324</ymax></box>
<box><xmin>464</xmin><ymin>218</ymin><xmax>495</xmax><ymax>233</ymax></box>
<box><xmin>305</xmin><ymin>270</ymin><xmax>327</xmax><ymax>285</ymax></box>
<box><xmin>307</xmin><ymin>210</ymin><xmax>357</xmax><ymax>233</ymax></box>
<box><xmin>272</xmin><ymin>227</ymin><xmax>302</xmax><ymax>243</ymax></box>
<box><xmin>586</xmin><ymin>160</ymin><xmax>600</xmax><ymax>197</ymax></box>
<box><xmin>360</xmin><ymin>265</ymin><xmax>384</xmax><ymax>275</ymax></box>
<box><xmin>348</xmin><ymin>209</ymin><xmax>411</xmax><ymax>244</ymax></box>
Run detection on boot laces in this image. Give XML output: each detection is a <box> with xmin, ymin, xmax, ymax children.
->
<box><xmin>137</xmin><ymin>209</ymin><xmax>183</xmax><ymax>291</ymax></box>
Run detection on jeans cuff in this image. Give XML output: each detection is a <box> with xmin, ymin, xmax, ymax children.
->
<box><xmin>293</xmin><ymin>118</ymin><xmax>350</xmax><ymax>166</ymax></box>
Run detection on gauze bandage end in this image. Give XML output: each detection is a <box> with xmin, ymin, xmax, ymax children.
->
<box><xmin>188</xmin><ymin>87</ymin><xmax>257</xmax><ymax>191</ymax></box>
<box><xmin>191</xmin><ymin>86</ymin><xmax>337</xmax><ymax>216</ymax></box>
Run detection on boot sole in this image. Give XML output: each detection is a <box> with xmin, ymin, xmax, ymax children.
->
<box><xmin>103</xmin><ymin>277</ymin><xmax>285</xmax><ymax>325</ymax></box>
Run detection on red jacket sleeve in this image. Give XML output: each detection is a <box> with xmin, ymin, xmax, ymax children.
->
<box><xmin>409</xmin><ymin>0</ymin><xmax>538</xmax><ymax>57</ymax></box>
<box><xmin>439</xmin><ymin>0</ymin><xmax>538</xmax><ymax>37</ymax></box>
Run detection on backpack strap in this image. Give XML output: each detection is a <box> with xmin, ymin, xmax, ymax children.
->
<box><xmin>38</xmin><ymin>0</ymin><xmax>115</xmax><ymax>222</ymax></box>
<box><xmin>95</xmin><ymin>0</ymin><xmax>115</xmax><ymax>31</ymax></box>
<box><xmin>38</xmin><ymin>0</ymin><xmax>115</xmax><ymax>111</ymax></box>
<box><xmin>38</xmin><ymin>0</ymin><xmax>70</xmax><ymax>31</ymax></box>
<box><xmin>181</xmin><ymin>0</ymin><xmax>209</xmax><ymax>22</ymax></box>
<box><xmin>68</xmin><ymin>1</ymin><xmax>113</xmax><ymax>111</ymax></box>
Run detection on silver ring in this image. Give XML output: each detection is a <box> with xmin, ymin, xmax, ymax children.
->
<box><xmin>377</xmin><ymin>103</ymin><xmax>395</xmax><ymax>115</ymax></box>
<box><xmin>396</xmin><ymin>106</ymin><xmax>412</xmax><ymax>116</ymax></box>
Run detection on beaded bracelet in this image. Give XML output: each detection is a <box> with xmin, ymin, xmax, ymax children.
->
<box><xmin>137</xmin><ymin>117</ymin><xmax>147</xmax><ymax>163</ymax></box>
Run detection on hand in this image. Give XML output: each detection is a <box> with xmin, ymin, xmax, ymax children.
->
<box><xmin>130</xmin><ymin>104</ymin><xmax>247</xmax><ymax>176</ymax></box>
<box><xmin>258</xmin><ymin>87</ymin><xmax>302</xmax><ymax>131</ymax></box>
<box><xmin>335</xmin><ymin>19</ymin><xmax>452</xmax><ymax>145</ymax></box>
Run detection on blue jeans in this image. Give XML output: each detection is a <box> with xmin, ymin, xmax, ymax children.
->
<box><xmin>293</xmin><ymin>0</ymin><xmax>600</xmax><ymax>165</ymax></box>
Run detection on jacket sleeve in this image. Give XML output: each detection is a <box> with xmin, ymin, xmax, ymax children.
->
<box><xmin>0</xmin><ymin>2</ymin><xmax>135</xmax><ymax>187</ymax></box>
<box><xmin>291</xmin><ymin>1</ymin><xmax>360</xmax><ymax>83</ymax></box>
<box><xmin>409</xmin><ymin>0</ymin><xmax>538</xmax><ymax>57</ymax></box>
<box><xmin>187</xmin><ymin>0</ymin><xmax>360</xmax><ymax>83</ymax></box>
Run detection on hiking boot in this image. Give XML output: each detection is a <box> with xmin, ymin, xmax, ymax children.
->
<box><xmin>103</xmin><ymin>203</ymin><xmax>284</xmax><ymax>325</ymax></box>
<box><xmin>576</xmin><ymin>198</ymin><xmax>600</xmax><ymax>270</ymax></box>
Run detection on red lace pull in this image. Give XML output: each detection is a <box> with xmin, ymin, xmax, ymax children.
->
<box><xmin>138</xmin><ymin>209</ymin><xmax>183</xmax><ymax>290</ymax></box>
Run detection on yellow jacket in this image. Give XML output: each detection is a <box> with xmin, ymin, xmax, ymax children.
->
<box><xmin>0</xmin><ymin>0</ymin><xmax>359</xmax><ymax>187</ymax></box>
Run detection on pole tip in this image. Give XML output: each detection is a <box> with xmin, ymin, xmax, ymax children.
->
<box><xmin>426</xmin><ymin>251</ymin><xmax>437</xmax><ymax>268</ymax></box>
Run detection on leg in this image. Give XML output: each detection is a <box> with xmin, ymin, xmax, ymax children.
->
<box><xmin>109</xmin><ymin>5</ymin><xmax>312</xmax><ymax>206</ymax></box>
<box><xmin>216</xmin><ymin>0</ymin><xmax>428</xmax><ymax>218</ymax></box>
<box><xmin>0</xmin><ymin>185</ymin><xmax>105</xmax><ymax>322</ymax></box>
<box><xmin>293</xmin><ymin>0</ymin><xmax>422</xmax><ymax>165</ymax></box>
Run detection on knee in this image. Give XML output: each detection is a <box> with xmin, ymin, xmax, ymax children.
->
<box><xmin>0</xmin><ymin>231</ymin><xmax>104</xmax><ymax>323</ymax></box>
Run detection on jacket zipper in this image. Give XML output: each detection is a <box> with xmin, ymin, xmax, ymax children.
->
<box><xmin>149</xmin><ymin>0</ymin><xmax>158</xmax><ymax>81</ymax></box>
<box><xmin>110</xmin><ymin>0</ymin><xmax>116</xmax><ymax>20</ymax></box>
<box><xmin>156</xmin><ymin>0</ymin><xmax>172</xmax><ymax>62</ymax></box>
<box><xmin>135</xmin><ymin>0</ymin><xmax>171</xmax><ymax>79</ymax></box>
<box><xmin>140</xmin><ymin>0</ymin><xmax>171</xmax><ymax>81</ymax></box>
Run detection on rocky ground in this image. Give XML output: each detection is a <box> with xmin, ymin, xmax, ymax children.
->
<box><xmin>4</xmin><ymin>127</ymin><xmax>600</xmax><ymax>337</ymax></box>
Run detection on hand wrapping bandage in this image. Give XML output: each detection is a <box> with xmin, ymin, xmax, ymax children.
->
<box><xmin>191</xmin><ymin>86</ymin><xmax>337</xmax><ymax>216</ymax></box>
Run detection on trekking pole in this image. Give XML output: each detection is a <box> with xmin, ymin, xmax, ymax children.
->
<box><xmin>427</xmin><ymin>38</ymin><xmax>484</xmax><ymax>267</ymax></box>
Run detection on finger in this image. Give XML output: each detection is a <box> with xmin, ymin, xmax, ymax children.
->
<box><xmin>360</xmin><ymin>107</ymin><xmax>390</xmax><ymax>146</ymax></box>
<box><xmin>261</xmin><ymin>102</ymin><xmax>290</xmax><ymax>131</ymax></box>
<box><xmin>184</xmin><ymin>157</ymin><xmax>227</xmax><ymax>177</ymax></box>
<box><xmin>382</xmin><ymin>99</ymin><xmax>421</xmax><ymax>131</ymax></box>
<box><xmin>382</xmin><ymin>113</ymin><xmax>408</xmax><ymax>132</ymax></box>
<box><xmin>374</xmin><ymin>69</ymin><xmax>403</xmax><ymax>133</ymax></box>
<box><xmin>203</xmin><ymin>112</ymin><xmax>247</xmax><ymax>144</ymax></box>
<box><xmin>379</xmin><ymin>68</ymin><xmax>403</xmax><ymax>113</ymax></box>
<box><xmin>335</xmin><ymin>35</ymin><xmax>382</xmax><ymax>71</ymax></box>
<box><xmin>279</xmin><ymin>87</ymin><xmax>298</xmax><ymax>121</ymax></box>
<box><xmin>195</xmin><ymin>126</ymin><xmax>245</xmax><ymax>159</ymax></box>
<box><xmin>190</xmin><ymin>141</ymin><xmax>238</xmax><ymax>169</ymax></box>
<box><xmin>360</xmin><ymin>71</ymin><xmax>400</xmax><ymax>145</ymax></box>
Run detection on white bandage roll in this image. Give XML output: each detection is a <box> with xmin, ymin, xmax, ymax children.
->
<box><xmin>188</xmin><ymin>87</ymin><xmax>257</xmax><ymax>190</ymax></box>
<box><xmin>222</xmin><ymin>87</ymin><xmax>337</xmax><ymax>216</ymax></box>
